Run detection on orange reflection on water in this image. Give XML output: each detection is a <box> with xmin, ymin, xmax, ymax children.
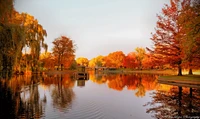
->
<box><xmin>89</xmin><ymin>72</ymin><xmax>160</xmax><ymax>97</ymax></box>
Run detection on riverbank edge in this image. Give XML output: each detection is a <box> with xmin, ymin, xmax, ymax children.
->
<box><xmin>158</xmin><ymin>75</ymin><xmax>200</xmax><ymax>88</ymax></box>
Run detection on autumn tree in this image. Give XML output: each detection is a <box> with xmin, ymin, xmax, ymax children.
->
<box><xmin>142</xmin><ymin>53</ymin><xmax>154</xmax><ymax>69</ymax></box>
<box><xmin>39</xmin><ymin>52</ymin><xmax>55</xmax><ymax>70</ymax></box>
<box><xmin>148</xmin><ymin>0</ymin><xmax>190</xmax><ymax>76</ymax></box>
<box><xmin>178</xmin><ymin>0</ymin><xmax>200</xmax><ymax>74</ymax></box>
<box><xmin>0</xmin><ymin>0</ymin><xmax>22</xmax><ymax>76</ymax></box>
<box><xmin>104</xmin><ymin>51</ymin><xmax>125</xmax><ymax>68</ymax></box>
<box><xmin>88</xmin><ymin>55</ymin><xmax>104</xmax><ymax>68</ymax></box>
<box><xmin>52</xmin><ymin>36</ymin><xmax>76</xmax><ymax>70</ymax></box>
<box><xmin>135</xmin><ymin>47</ymin><xmax>146</xmax><ymax>70</ymax></box>
<box><xmin>76</xmin><ymin>57</ymin><xmax>89</xmax><ymax>66</ymax></box>
<box><xmin>15</xmin><ymin>12</ymin><xmax>48</xmax><ymax>72</ymax></box>
<box><xmin>0</xmin><ymin>0</ymin><xmax>48</xmax><ymax>76</ymax></box>
<box><xmin>88</xmin><ymin>58</ymin><xmax>96</xmax><ymax>68</ymax></box>
<box><xmin>0</xmin><ymin>0</ymin><xmax>13</xmax><ymax>23</ymax></box>
<box><xmin>123</xmin><ymin>52</ymin><xmax>139</xmax><ymax>69</ymax></box>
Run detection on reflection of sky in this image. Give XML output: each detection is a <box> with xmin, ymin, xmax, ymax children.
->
<box><xmin>32</xmin><ymin>79</ymin><xmax>154</xmax><ymax>119</ymax></box>
<box><xmin>14</xmin><ymin>0</ymin><xmax>170</xmax><ymax>59</ymax></box>
<box><xmin>73</xmin><ymin>80</ymin><xmax>153</xmax><ymax>119</ymax></box>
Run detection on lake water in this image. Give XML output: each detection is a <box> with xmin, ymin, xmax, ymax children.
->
<box><xmin>0</xmin><ymin>71</ymin><xmax>199</xmax><ymax>119</ymax></box>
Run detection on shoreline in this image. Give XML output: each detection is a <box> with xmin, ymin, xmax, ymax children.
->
<box><xmin>158</xmin><ymin>75</ymin><xmax>200</xmax><ymax>88</ymax></box>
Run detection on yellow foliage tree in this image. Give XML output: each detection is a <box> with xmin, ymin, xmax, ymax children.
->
<box><xmin>76</xmin><ymin>57</ymin><xmax>89</xmax><ymax>66</ymax></box>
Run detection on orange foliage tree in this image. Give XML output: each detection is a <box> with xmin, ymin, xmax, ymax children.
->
<box><xmin>123</xmin><ymin>52</ymin><xmax>139</xmax><ymax>69</ymax></box>
<box><xmin>104</xmin><ymin>51</ymin><xmax>125</xmax><ymax>68</ymax></box>
<box><xmin>39</xmin><ymin>52</ymin><xmax>55</xmax><ymax>70</ymax></box>
<box><xmin>142</xmin><ymin>53</ymin><xmax>155</xmax><ymax>69</ymax></box>
<box><xmin>52</xmin><ymin>36</ymin><xmax>76</xmax><ymax>70</ymax></box>
<box><xmin>147</xmin><ymin>0</ymin><xmax>190</xmax><ymax>76</ymax></box>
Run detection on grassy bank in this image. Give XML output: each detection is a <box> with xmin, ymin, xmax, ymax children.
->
<box><xmin>158</xmin><ymin>75</ymin><xmax>200</xmax><ymax>88</ymax></box>
<box><xmin>43</xmin><ymin>70</ymin><xmax>76</xmax><ymax>75</ymax></box>
<box><xmin>96</xmin><ymin>69</ymin><xmax>177</xmax><ymax>75</ymax></box>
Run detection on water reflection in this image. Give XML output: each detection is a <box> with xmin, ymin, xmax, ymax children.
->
<box><xmin>0</xmin><ymin>75</ymin><xmax>45</xmax><ymax>118</ymax></box>
<box><xmin>0</xmin><ymin>73</ymin><xmax>75</xmax><ymax>118</ymax></box>
<box><xmin>0</xmin><ymin>80</ymin><xmax>16</xmax><ymax>119</ymax></box>
<box><xmin>76</xmin><ymin>78</ymin><xmax>89</xmax><ymax>87</ymax></box>
<box><xmin>2</xmin><ymin>72</ymin><xmax>199</xmax><ymax>119</ymax></box>
<box><xmin>50</xmin><ymin>74</ymin><xmax>75</xmax><ymax>110</ymax></box>
<box><xmin>90</xmin><ymin>71</ymin><xmax>160</xmax><ymax>97</ymax></box>
<box><xmin>144</xmin><ymin>85</ymin><xmax>200</xmax><ymax>118</ymax></box>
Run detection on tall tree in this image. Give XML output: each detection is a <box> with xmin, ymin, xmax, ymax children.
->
<box><xmin>178</xmin><ymin>0</ymin><xmax>200</xmax><ymax>74</ymax></box>
<box><xmin>0</xmin><ymin>0</ymin><xmax>25</xmax><ymax>76</ymax></box>
<box><xmin>0</xmin><ymin>0</ymin><xmax>13</xmax><ymax>23</ymax></box>
<box><xmin>10</xmin><ymin>12</ymin><xmax>48</xmax><ymax>73</ymax></box>
<box><xmin>0</xmin><ymin>1</ymin><xmax>48</xmax><ymax>75</ymax></box>
<box><xmin>148</xmin><ymin>0</ymin><xmax>190</xmax><ymax>76</ymax></box>
<box><xmin>52</xmin><ymin>36</ymin><xmax>76</xmax><ymax>70</ymax></box>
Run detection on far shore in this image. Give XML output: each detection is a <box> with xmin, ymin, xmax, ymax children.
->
<box><xmin>40</xmin><ymin>69</ymin><xmax>200</xmax><ymax>75</ymax></box>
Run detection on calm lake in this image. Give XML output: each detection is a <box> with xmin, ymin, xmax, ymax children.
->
<box><xmin>0</xmin><ymin>71</ymin><xmax>200</xmax><ymax>119</ymax></box>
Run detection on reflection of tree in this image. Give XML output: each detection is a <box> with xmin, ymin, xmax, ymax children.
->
<box><xmin>0</xmin><ymin>74</ymin><xmax>46</xmax><ymax>118</ymax></box>
<box><xmin>108</xmin><ymin>75</ymin><xmax>124</xmax><ymax>91</ymax></box>
<box><xmin>0</xmin><ymin>73</ymin><xmax>76</xmax><ymax>118</ymax></box>
<box><xmin>135</xmin><ymin>77</ymin><xmax>145</xmax><ymax>97</ymax></box>
<box><xmin>89</xmin><ymin>72</ymin><xmax>160</xmax><ymax>97</ymax></box>
<box><xmin>89</xmin><ymin>71</ymin><xmax>107</xmax><ymax>84</ymax></box>
<box><xmin>144</xmin><ymin>86</ymin><xmax>200</xmax><ymax>118</ymax></box>
<box><xmin>18</xmin><ymin>75</ymin><xmax>46</xmax><ymax>118</ymax></box>
<box><xmin>0</xmin><ymin>81</ymin><xmax>16</xmax><ymax>118</ymax></box>
<box><xmin>51</xmin><ymin>74</ymin><xmax>75</xmax><ymax>110</ymax></box>
<box><xmin>42</xmin><ymin>73</ymin><xmax>75</xmax><ymax>88</ymax></box>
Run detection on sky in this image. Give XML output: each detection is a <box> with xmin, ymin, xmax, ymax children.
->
<box><xmin>14</xmin><ymin>0</ymin><xmax>169</xmax><ymax>60</ymax></box>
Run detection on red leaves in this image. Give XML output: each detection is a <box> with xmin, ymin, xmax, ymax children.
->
<box><xmin>104</xmin><ymin>51</ymin><xmax>125</xmax><ymax>68</ymax></box>
<box><xmin>123</xmin><ymin>52</ymin><xmax>139</xmax><ymax>69</ymax></box>
<box><xmin>148</xmin><ymin>0</ymin><xmax>184</xmax><ymax>68</ymax></box>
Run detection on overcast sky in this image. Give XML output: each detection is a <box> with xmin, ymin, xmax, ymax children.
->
<box><xmin>14</xmin><ymin>0</ymin><xmax>169</xmax><ymax>59</ymax></box>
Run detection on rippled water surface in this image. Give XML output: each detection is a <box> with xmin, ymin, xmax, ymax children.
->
<box><xmin>0</xmin><ymin>71</ymin><xmax>200</xmax><ymax>119</ymax></box>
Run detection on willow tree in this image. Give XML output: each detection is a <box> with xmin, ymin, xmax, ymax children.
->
<box><xmin>148</xmin><ymin>0</ymin><xmax>190</xmax><ymax>76</ymax></box>
<box><xmin>0</xmin><ymin>0</ymin><xmax>13</xmax><ymax>76</ymax></box>
<box><xmin>11</xmin><ymin>12</ymin><xmax>48</xmax><ymax>73</ymax></box>
<box><xmin>0</xmin><ymin>0</ymin><xmax>26</xmax><ymax>76</ymax></box>
<box><xmin>52</xmin><ymin>36</ymin><xmax>76</xmax><ymax>70</ymax></box>
<box><xmin>0</xmin><ymin>0</ymin><xmax>48</xmax><ymax>76</ymax></box>
<box><xmin>0</xmin><ymin>0</ymin><xmax>13</xmax><ymax>23</ymax></box>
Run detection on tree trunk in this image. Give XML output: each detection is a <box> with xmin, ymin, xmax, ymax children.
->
<box><xmin>188</xmin><ymin>68</ymin><xmax>193</xmax><ymax>75</ymax></box>
<box><xmin>58</xmin><ymin>54</ymin><xmax>61</xmax><ymax>71</ymax></box>
<box><xmin>178</xmin><ymin>65</ymin><xmax>182</xmax><ymax>76</ymax></box>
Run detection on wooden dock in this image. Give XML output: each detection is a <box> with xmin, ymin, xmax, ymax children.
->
<box><xmin>74</xmin><ymin>65</ymin><xmax>89</xmax><ymax>80</ymax></box>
